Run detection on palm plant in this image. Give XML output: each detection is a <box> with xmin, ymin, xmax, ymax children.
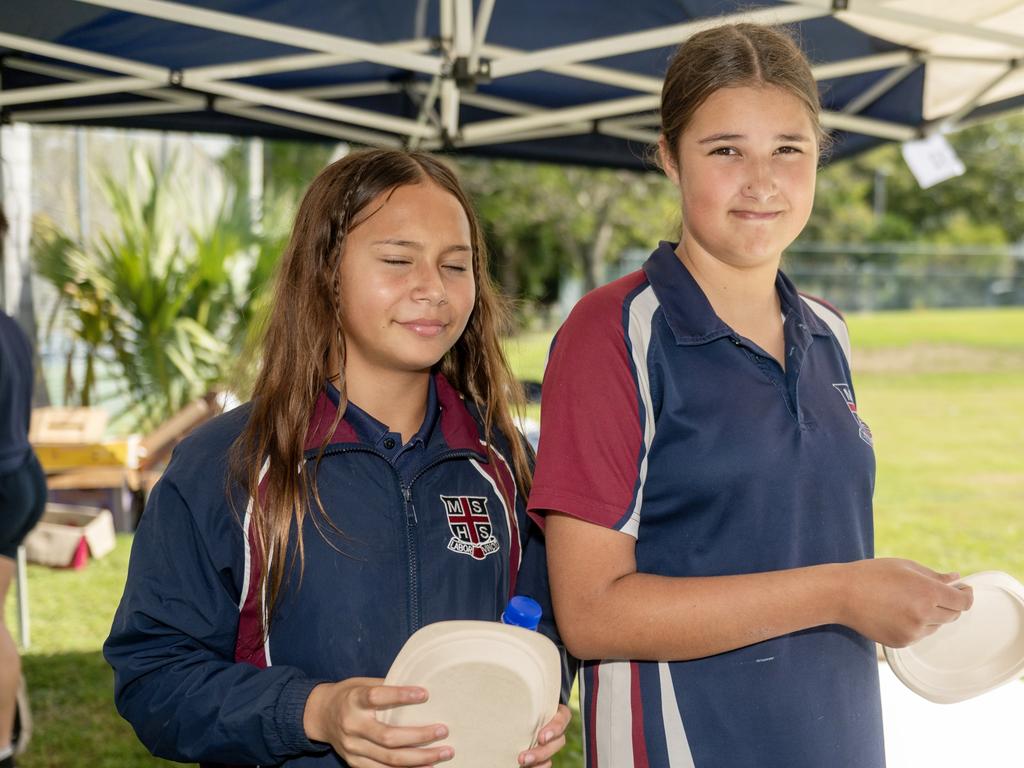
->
<box><xmin>33</xmin><ymin>148</ymin><xmax>277</xmax><ymax>433</ymax></box>
<box><xmin>33</xmin><ymin>219</ymin><xmax>116</xmax><ymax>406</ymax></box>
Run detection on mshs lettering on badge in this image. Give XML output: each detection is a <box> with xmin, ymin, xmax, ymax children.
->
<box><xmin>441</xmin><ymin>495</ymin><xmax>500</xmax><ymax>560</ymax></box>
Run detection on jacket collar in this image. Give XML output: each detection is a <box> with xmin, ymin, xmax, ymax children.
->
<box><xmin>303</xmin><ymin>372</ymin><xmax>487</xmax><ymax>458</ymax></box>
<box><xmin>642</xmin><ymin>241</ymin><xmax>830</xmax><ymax>345</ymax></box>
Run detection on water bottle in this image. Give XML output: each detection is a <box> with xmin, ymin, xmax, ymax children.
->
<box><xmin>501</xmin><ymin>595</ymin><xmax>542</xmax><ymax>631</ymax></box>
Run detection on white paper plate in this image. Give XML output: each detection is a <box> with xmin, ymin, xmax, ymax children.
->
<box><xmin>884</xmin><ymin>570</ymin><xmax>1024</xmax><ymax>704</ymax></box>
<box><xmin>378</xmin><ymin>620</ymin><xmax>561</xmax><ymax>767</ymax></box>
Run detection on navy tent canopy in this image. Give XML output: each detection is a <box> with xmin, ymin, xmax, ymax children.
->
<box><xmin>1</xmin><ymin>0</ymin><xmax>1023</xmax><ymax>168</ymax></box>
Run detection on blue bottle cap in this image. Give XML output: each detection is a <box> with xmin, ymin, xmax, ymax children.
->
<box><xmin>501</xmin><ymin>595</ymin><xmax>542</xmax><ymax>631</ymax></box>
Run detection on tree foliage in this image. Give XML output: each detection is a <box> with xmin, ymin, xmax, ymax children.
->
<box><xmin>456</xmin><ymin>158</ymin><xmax>678</xmax><ymax>317</ymax></box>
<box><xmin>804</xmin><ymin>114</ymin><xmax>1024</xmax><ymax>253</ymax></box>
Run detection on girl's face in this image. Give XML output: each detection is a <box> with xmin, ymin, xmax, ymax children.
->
<box><xmin>338</xmin><ymin>181</ymin><xmax>476</xmax><ymax>380</ymax></box>
<box><xmin>661</xmin><ymin>85</ymin><xmax>817</xmax><ymax>270</ymax></box>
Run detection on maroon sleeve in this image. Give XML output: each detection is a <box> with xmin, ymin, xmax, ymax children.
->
<box><xmin>527</xmin><ymin>274</ymin><xmax>647</xmax><ymax>534</ymax></box>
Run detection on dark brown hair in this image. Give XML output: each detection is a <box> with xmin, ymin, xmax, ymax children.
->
<box><xmin>228</xmin><ymin>148</ymin><xmax>530</xmax><ymax>627</ymax></box>
<box><xmin>660</xmin><ymin>22</ymin><xmax>827</xmax><ymax>163</ymax></box>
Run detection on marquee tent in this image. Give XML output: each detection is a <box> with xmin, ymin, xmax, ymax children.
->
<box><xmin>1</xmin><ymin>0</ymin><xmax>1023</xmax><ymax>167</ymax></box>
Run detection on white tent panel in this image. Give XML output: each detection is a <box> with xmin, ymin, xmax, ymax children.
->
<box><xmin>984</xmin><ymin>66</ymin><xmax>1024</xmax><ymax>107</ymax></box>
<box><xmin>840</xmin><ymin>1</ymin><xmax>1024</xmax><ymax>121</ymax></box>
<box><xmin>925</xmin><ymin>60</ymin><xmax>1017</xmax><ymax>120</ymax></box>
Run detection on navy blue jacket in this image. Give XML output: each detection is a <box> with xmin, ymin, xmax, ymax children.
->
<box><xmin>105</xmin><ymin>374</ymin><xmax>564</xmax><ymax>767</ymax></box>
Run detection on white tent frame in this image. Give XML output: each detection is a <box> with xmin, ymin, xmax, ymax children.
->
<box><xmin>1</xmin><ymin>0</ymin><xmax>1022</xmax><ymax>151</ymax></box>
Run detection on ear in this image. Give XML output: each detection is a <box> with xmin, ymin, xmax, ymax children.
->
<box><xmin>658</xmin><ymin>135</ymin><xmax>681</xmax><ymax>187</ymax></box>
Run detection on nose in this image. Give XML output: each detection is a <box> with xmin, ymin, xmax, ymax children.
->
<box><xmin>412</xmin><ymin>261</ymin><xmax>448</xmax><ymax>305</ymax></box>
<box><xmin>743</xmin><ymin>160</ymin><xmax>777</xmax><ymax>201</ymax></box>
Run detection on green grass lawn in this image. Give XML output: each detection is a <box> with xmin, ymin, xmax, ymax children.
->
<box><xmin>6</xmin><ymin>307</ymin><xmax>1023</xmax><ymax>767</ymax></box>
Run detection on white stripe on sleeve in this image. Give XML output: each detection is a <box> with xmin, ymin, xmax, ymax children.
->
<box><xmin>622</xmin><ymin>286</ymin><xmax>661</xmax><ymax>538</ymax></box>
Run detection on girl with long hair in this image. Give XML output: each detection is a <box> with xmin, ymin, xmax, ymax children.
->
<box><xmin>106</xmin><ymin>149</ymin><xmax>571</xmax><ymax>768</ymax></box>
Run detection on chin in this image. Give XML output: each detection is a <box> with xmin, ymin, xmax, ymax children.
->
<box><xmin>398</xmin><ymin>354</ymin><xmax>448</xmax><ymax>373</ymax></box>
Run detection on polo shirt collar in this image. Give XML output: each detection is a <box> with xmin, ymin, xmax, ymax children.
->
<box><xmin>304</xmin><ymin>372</ymin><xmax>487</xmax><ymax>459</ymax></box>
<box><xmin>642</xmin><ymin>241</ymin><xmax>830</xmax><ymax>346</ymax></box>
<box><xmin>333</xmin><ymin>375</ymin><xmax>440</xmax><ymax>451</ymax></box>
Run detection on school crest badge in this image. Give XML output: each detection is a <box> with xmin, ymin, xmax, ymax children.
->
<box><xmin>441</xmin><ymin>495</ymin><xmax>500</xmax><ymax>560</ymax></box>
<box><xmin>833</xmin><ymin>383</ymin><xmax>874</xmax><ymax>446</ymax></box>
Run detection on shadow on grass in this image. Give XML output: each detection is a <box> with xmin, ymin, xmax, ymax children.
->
<box><xmin>20</xmin><ymin>650</ymin><xmax>175</xmax><ymax>768</ymax></box>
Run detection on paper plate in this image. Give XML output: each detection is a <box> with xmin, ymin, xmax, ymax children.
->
<box><xmin>884</xmin><ymin>570</ymin><xmax>1024</xmax><ymax>704</ymax></box>
<box><xmin>378</xmin><ymin>620</ymin><xmax>561</xmax><ymax>767</ymax></box>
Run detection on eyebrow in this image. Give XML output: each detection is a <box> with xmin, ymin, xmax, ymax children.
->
<box><xmin>698</xmin><ymin>132</ymin><xmax>812</xmax><ymax>144</ymax></box>
<box><xmin>371</xmin><ymin>239</ymin><xmax>472</xmax><ymax>254</ymax></box>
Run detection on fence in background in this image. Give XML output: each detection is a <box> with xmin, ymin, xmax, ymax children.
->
<box><xmin>609</xmin><ymin>243</ymin><xmax>1024</xmax><ymax>313</ymax></box>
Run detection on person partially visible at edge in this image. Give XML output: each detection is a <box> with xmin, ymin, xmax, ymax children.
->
<box><xmin>0</xmin><ymin>208</ymin><xmax>47</xmax><ymax>768</ymax></box>
<box><xmin>527</xmin><ymin>22</ymin><xmax>974</xmax><ymax>768</ymax></box>
<box><xmin>104</xmin><ymin>149</ymin><xmax>573</xmax><ymax>768</ymax></box>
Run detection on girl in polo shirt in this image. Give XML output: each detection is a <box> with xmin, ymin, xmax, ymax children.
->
<box><xmin>530</xmin><ymin>23</ymin><xmax>973</xmax><ymax>768</ymax></box>
<box><xmin>106</xmin><ymin>149</ymin><xmax>570</xmax><ymax>768</ymax></box>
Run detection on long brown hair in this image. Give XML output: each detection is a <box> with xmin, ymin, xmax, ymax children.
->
<box><xmin>228</xmin><ymin>149</ymin><xmax>530</xmax><ymax>627</ymax></box>
<box><xmin>660</xmin><ymin>23</ymin><xmax>828</xmax><ymax>163</ymax></box>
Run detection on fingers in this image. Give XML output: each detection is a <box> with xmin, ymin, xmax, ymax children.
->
<box><xmin>930</xmin><ymin>605</ymin><xmax>967</xmax><ymax>625</ymax></box>
<box><xmin>520</xmin><ymin>734</ymin><xmax>566</xmax><ymax>766</ymax></box>
<box><xmin>345</xmin><ymin>737</ymin><xmax>452</xmax><ymax>768</ymax></box>
<box><xmin>519</xmin><ymin>705</ymin><xmax>572</xmax><ymax>766</ymax></box>
<box><xmin>934</xmin><ymin>582</ymin><xmax>973</xmax><ymax>612</ymax></box>
<box><xmin>361</xmin><ymin>685</ymin><xmax>429</xmax><ymax>710</ymax></box>
<box><xmin>360</xmin><ymin>741</ymin><xmax>452</xmax><ymax>767</ymax></box>
<box><xmin>952</xmin><ymin>583</ymin><xmax>974</xmax><ymax>611</ymax></box>
<box><xmin>341</xmin><ymin>718</ymin><xmax>451</xmax><ymax>767</ymax></box>
<box><xmin>363</xmin><ymin>718</ymin><xmax>448</xmax><ymax>748</ymax></box>
<box><xmin>325</xmin><ymin>679</ymin><xmax>453</xmax><ymax>767</ymax></box>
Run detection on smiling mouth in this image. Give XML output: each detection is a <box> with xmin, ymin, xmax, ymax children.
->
<box><xmin>399</xmin><ymin>319</ymin><xmax>448</xmax><ymax>337</ymax></box>
<box><xmin>731</xmin><ymin>210</ymin><xmax>783</xmax><ymax>220</ymax></box>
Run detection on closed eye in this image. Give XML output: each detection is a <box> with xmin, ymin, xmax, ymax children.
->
<box><xmin>443</xmin><ymin>263</ymin><xmax>470</xmax><ymax>273</ymax></box>
<box><xmin>381</xmin><ymin>257</ymin><xmax>412</xmax><ymax>265</ymax></box>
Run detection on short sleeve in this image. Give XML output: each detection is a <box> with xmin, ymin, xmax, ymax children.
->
<box><xmin>527</xmin><ymin>276</ymin><xmax>648</xmax><ymax>536</ymax></box>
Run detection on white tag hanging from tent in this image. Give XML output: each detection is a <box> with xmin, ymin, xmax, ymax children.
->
<box><xmin>900</xmin><ymin>133</ymin><xmax>965</xmax><ymax>190</ymax></box>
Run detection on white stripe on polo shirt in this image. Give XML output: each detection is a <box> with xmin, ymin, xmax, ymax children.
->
<box><xmin>659</xmin><ymin>662</ymin><xmax>696</xmax><ymax>768</ymax></box>
<box><xmin>596</xmin><ymin>660</ymin><xmax>635</xmax><ymax>766</ymax></box>
<box><xmin>622</xmin><ymin>285</ymin><xmax>661</xmax><ymax>538</ymax></box>
<box><xmin>800</xmin><ymin>295</ymin><xmax>851</xmax><ymax>368</ymax></box>
<box><xmin>579</xmin><ymin>669</ymin><xmax>589</xmax><ymax>767</ymax></box>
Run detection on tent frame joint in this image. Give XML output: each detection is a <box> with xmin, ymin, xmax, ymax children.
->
<box><xmin>452</xmin><ymin>55</ymin><xmax>491</xmax><ymax>89</ymax></box>
<box><xmin>439</xmin><ymin>126</ymin><xmax>460</xmax><ymax>150</ymax></box>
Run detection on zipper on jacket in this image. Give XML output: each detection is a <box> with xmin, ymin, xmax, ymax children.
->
<box><xmin>317</xmin><ymin>446</ymin><xmax>486</xmax><ymax>634</ymax></box>
<box><xmin>403</xmin><ymin>485</ymin><xmax>418</xmax><ymax>524</ymax></box>
<box><xmin>402</xmin><ymin>450</ymin><xmax>481</xmax><ymax>633</ymax></box>
<box><xmin>402</xmin><ymin>484</ymin><xmax>421</xmax><ymax>631</ymax></box>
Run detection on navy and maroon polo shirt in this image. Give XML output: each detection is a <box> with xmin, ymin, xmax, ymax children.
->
<box><xmin>529</xmin><ymin>242</ymin><xmax>884</xmax><ymax>768</ymax></box>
